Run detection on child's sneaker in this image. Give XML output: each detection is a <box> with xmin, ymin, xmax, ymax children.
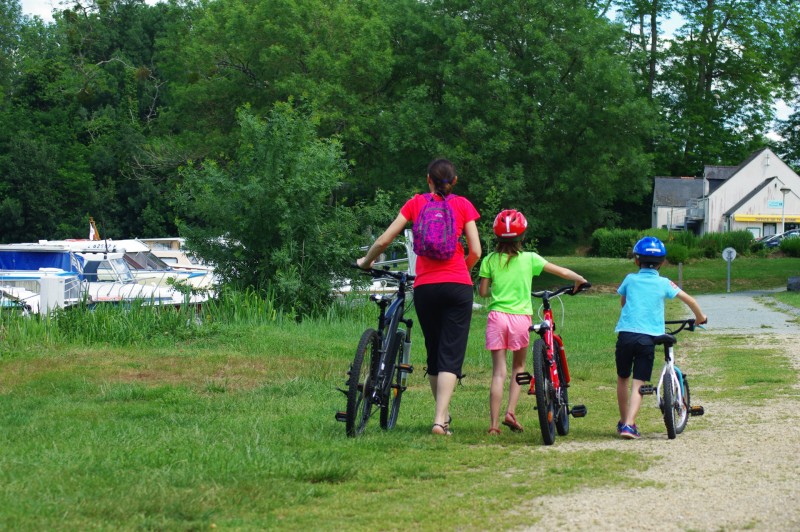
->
<box><xmin>619</xmin><ymin>424</ymin><xmax>641</xmax><ymax>439</ymax></box>
<box><xmin>616</xmin><ymin>421</ymin><xmax>624</xmax><ymax>434</ymax></box>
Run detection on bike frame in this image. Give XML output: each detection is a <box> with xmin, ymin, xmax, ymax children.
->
<box><xmin>655</xmin><ymin>343</ymin><xmax>682</xmax><ymax>412</ymax></box>
<box><xmin>361</xmin><ymin>268</ymin><xmax>414</xmax><ymax>402</ymax></box>
<box><xmin>369</xmin><ymin>276</ymin><xmax>411</xmax><ymax>402</ymax></box>
<box><xmin>530</xmin><ymin>304</ymin><xmax>562</xmax><ymax>393</ymax></box>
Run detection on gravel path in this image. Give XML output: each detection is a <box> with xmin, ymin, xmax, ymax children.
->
<box><xmin>521</xmin><ymin>290</ymin><xmax>800</xmax><ymax>531</ymax></box>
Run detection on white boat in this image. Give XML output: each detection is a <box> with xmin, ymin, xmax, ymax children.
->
<box><xmin>0</xmin><ymin>269</ymin><xmax>83</xmax><ymax>315</ymax></box>
<box><xmin>40</xmin><ymin>238</ymin><xmax>217</xmax><ymax>291</ymax></box>
<box><xmin>0</xmin><ymin>244</ymin><xmax>196</xmax><ymax>308</ymax></box>
<box><xmin>138</xmin><ymin>237</ymin><xmax>220</xmax><ymax>287</ymax></box>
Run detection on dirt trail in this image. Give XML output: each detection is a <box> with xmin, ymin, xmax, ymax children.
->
<box><xmin>521</xmin><ymin>293</ymin><xmax>800</xmax><ymax>531</ymax></box>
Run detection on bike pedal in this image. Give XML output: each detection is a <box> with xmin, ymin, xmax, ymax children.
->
<box><xmin>690</xmin><ymin>405</ymin><xmax>705</xmax><ymax>416</ymax></box>
<box><xmin>639</xmin><ymin>385</ymin><xmax>655</xmax><ymax>395</ymax></box>
<box><xmin>570</xmin><ymin>404</ymin><xmax>587</xmax><ymax>417</ymax></box>
<box><xmin>398</xmin><ymin>363</ymin><xmax>413</xmax><ymax>373</ymax></box>
<box><xmin>515</xmin><ymin>372</ymin><xmax>532</xmax><ymax>385</ymax></box>
<box><xmin>334</xmin><ymin>411</ymin><xmax>347</xmax><ymax>423</ymax></box>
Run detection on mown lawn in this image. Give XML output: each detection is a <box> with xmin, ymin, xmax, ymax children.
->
<box><xmin>0</xmin><ymin>256</ymin><xmax>798</xmax><ymax>529</ymax></box>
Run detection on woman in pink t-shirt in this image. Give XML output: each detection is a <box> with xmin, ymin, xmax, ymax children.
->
<box><xmin>357</xmin><ymin>159</ymin><xmax>481</xmax><ymax>436</ymax></box>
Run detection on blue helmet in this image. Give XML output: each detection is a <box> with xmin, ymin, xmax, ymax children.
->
<box><xmin>633</xmin><ymin>236</ymin><xmax>666</xmax><ymax>267</ymax></box>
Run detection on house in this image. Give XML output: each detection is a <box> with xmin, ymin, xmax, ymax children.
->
<box><xmin>652</xmin><ymin>148</ymin><xmax>800</xmax><ymax>238</ymax></box>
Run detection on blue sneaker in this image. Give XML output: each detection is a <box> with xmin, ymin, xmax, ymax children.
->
<box><xmin>616</xmin><ymin>421</ymin><xmax>624</xmax><ymax>434</ymax></box>
<box><xmin>619</xmin><ymin>424</ymin><xmax>641</xmax><ymax>439</ymax></box>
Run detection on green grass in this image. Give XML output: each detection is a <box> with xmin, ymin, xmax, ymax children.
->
<box><xmin>0</xmin><ymin>257</ymin><xmax>798</xmax><ymax>529</ymax></box>
<box><xmin>767</xmin><ymin>290</ymin><xmax>800</xmax><ymax>310</ymax></box>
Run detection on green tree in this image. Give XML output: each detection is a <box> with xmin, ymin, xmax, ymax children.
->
<box><xmin>367</xmin><ymin>0</ymin><xmax>657</xmax><ymax>245</ymax></box>
<box><xmin>653</xmin><ymin>0</ymin><xmax>791</xmax><ymax>174</ymax></box>
<box><xmin>173</xmin><ymin>103</ymin><xmax>357</xmax><ymax>315</ymax></box>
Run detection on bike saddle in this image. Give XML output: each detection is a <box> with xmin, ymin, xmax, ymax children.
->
<box><xmin>653</xmin><ymin>333</ymin><xmax>676</xmax><ymax>346</ymax></box>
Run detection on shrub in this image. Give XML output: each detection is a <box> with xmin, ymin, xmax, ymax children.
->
<box><xmin>720</xmin><ymin>230</ymin><xmax>755</xmax><ymax>254</ymax></box>
<box><xmin>591</xmin><ymin>228</ymin><xmax>639</xmax><ymax>258</ymax></box>
<box><xmin>666</xmin><ymin>243</ymin><xmax>689</xmax><ymax>264</ymax></box>
<box><xmin>780</xmin><ymin>236</ymin><xmax>800</xmax><ymax>257</ymax></box>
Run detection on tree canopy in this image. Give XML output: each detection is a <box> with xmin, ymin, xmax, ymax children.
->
<box><xmin>1</xmin><ymin>0</ymin><xmax>799</xmax><ymax>307</ymax></box>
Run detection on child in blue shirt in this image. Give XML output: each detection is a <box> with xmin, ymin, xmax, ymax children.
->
<box><xmin>615</xmin><ymin>236</ymin><xmax>707</xmax><ymax>439</ymax></box>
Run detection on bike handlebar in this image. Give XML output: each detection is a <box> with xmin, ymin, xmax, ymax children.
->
<box><xmin>665</xmin><ymin>318</ymin><xmax>707</xmax><ymax>334</ymax></box>
<box><xmin>350</xmin><ymin>263</ymin><xmax>416</xmax><ymax>283</ymax></box>
<box><xmin>531</xmin><ymin>282</ymin><xmax>591</xmax><ymax>299</ymax></box>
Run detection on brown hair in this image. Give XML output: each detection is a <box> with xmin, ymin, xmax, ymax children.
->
<box><xmin>496</xmin><ymin>240</ymin><xmax>523</xmax><ymax>267</ymax></box>
<box><xmin>427</xmin><ymin>159</ymin><xmax>457</xmax><ymax>197</ymax></box>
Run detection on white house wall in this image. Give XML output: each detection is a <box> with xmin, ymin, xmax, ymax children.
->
<box><xmin>654</xmin><ymin>206</ymin><xmax>688</xmax><ymax>229</ymax></box>
<box><xmin>704</xmin><ymin>149</ymin><xmax>800</xmax><ymax>234</ymax></box>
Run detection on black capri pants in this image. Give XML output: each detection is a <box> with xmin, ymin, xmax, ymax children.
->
<box><xmin>413</xmin><ymin>283</ymin><xmax>474</xmax><ymax>378</ymax></box>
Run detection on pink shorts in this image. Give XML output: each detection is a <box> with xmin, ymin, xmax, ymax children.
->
<box><xmin>485</xmin><ymin>311</ymin><xmax>532</xmax><ymax>351</ymax></box>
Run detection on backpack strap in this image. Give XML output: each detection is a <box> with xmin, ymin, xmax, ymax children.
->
<box><xmin>424</xmin><ymin>192</ymin><xmax>457</xmax><ymax>201</ymax></box>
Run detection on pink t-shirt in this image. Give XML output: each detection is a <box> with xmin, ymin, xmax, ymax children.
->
<box><xmin>400</xmin><ymin>194</ymin><xmax>480</xmax><ymax>287</ymax></box>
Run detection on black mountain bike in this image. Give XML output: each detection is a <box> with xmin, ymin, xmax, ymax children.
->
<box><xmin>335</xmin><ymin>266</ymin><xmax>415</xmax><ymax>437</ymax></box>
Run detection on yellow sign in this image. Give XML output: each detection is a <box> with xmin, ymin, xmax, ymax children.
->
<box><xmin>734</xmin><ymin>214</ymin><xmax>800</xmax><ymax>223</ymax></box>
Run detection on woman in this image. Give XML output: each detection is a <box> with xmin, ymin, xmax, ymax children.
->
<box><xmin>357</xmin><ymin>159</ymin><xmax>481</xmax><ymax>436</ymax></box>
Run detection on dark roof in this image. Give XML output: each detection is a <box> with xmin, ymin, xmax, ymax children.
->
<box><xmin>723</xmin><ymin>177</ymin><xmax>778</xmax><ymax>216</ymax></box>
<box><xmin>653</xmin><ymin>177</ymin><xmax>704</xmax><ymax>207</ymax></box>
<box><xmin>704</xmin><ymin>165</ymin><xmax>738</xmax><ymax>181</ymax></box>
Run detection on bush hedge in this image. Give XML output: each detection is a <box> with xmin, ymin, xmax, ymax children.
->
<box><xmin>780</xmin><ymin>236</ymin><xmax>800</xmax><ymax>257</ymax></box>
<box><xmin>591</xmin><ymin>228</ymin><xmax>756</xmax><ymax>261</ymax></box>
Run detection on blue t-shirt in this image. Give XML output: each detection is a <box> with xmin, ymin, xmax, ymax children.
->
<box><xmin>615</xmin><ymin>268</ymin><xmax>681</xmax><ymax>336</ymax></box>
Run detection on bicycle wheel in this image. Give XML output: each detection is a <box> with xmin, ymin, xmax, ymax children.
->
<box><xmin>380</xmin><ymin>329</ymin><xmax>405</xmax><ymax>430</ymax></box>
<box><xmin>346</xmin><ymin>328</ymin><xmax>380</xmax><ymax>437</ymax></box>
<box><xmin>675</xmin><ymin>373</ymin><xmax>690</xmax><ymax>435</ymax></box>
<box><xmin>554</xmin><ymin>340</ymin><xmax>570</xmax><ymax>436</ymax></box>
<box><xmin>532</xmin><ymin>338</ymin><xmax>556</xmax><ymax>445</ymax></box>
<box><xmin>661</xmin><ymin>368</ymin><xmax>677</xmax><ymax>439</ymax></box>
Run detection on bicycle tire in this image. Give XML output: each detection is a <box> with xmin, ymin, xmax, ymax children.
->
<box><xmin>675</xmin><ymin>373</ymin><xmax>690</xmax><ymax>435</ymax></box>
<box><xmin>662</xmin><ymin>368</ymin><xmax>677</xmax><ymax>439</ymax></box>
<box><xmin>346</xmin><ymin>328</ymin><xmax>380</xmax><ymax>437</ymax></box>
<box><xmin>380</xmin><ymin>329</ymin><xmax>405</xmax><ymax>430</ymax></box>
<box><xmin>532</xmin><ymin>338</ymin><xmax>556</xmax><ymax>445</ymax></box>
<box><xmin>554</xmin><ymin>338</ymin><xmax>569</xmax><ymax>436</ymax></box>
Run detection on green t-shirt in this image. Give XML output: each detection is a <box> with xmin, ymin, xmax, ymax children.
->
<box><xmin>479</xmin><ymin>251</ymin><xmax>547</xmax><ymax>314</ymax></box>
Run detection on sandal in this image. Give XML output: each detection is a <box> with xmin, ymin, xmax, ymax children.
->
<box><xmin>502</xmin><ymin>412</ymin><xmax>524</xmax><ymax>433</ymax></box>
<box><xmin>444</xmin><ymin>415</ymin><xmax>452</xmax><ymax>430</ymax></box>
<box><xmin>488</xmin><ymin>427</ymin><xmax>501</xmax><ymax>435</ymax></box>
<box><xmin>432</xmin><ymin>423</ymin><xmax>453</xmax><ymax>436</ymax></box>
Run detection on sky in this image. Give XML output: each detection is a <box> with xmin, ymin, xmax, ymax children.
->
<box><xmin>20</xmin><ymin>0</ymin><xmax>57</xmax><ymax>21</ymax></box>
<box><xmin>20</xmin><ymin>0</ymin><xmax>159</xmax><ymax>21</ymax></box>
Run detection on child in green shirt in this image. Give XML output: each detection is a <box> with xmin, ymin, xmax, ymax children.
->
<box><xmin>478</xmin><ymin>210</ymin><xmax>587</xmax><ymax>435</ymax></box>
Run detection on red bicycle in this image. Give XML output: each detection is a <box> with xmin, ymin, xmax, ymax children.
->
<box><xmin>516</xmin><ymin>283</ymin><xmax>591</xmax><ymax>445</ymax></box>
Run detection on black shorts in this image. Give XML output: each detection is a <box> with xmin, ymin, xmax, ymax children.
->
<box><xmin>615</xmin><ymin>332</ymin><xmax>656</xmax><ymax>381</ymax></box>
<box><xmin>413</xmin><ymin>283</ymin><xmax>474</xmax><ymax>377</ymax></box>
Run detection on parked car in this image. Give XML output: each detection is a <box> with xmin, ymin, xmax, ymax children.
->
<box><xmin>756</xmin><ymin>229</ymin><xmax>800</xmax><ymax>249</ymax></box>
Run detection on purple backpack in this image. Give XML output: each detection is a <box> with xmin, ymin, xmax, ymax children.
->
<box><xmin>412</xmin><ymin>193</ymin><xmax>458</xmax><ymax>260</ymax></box>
